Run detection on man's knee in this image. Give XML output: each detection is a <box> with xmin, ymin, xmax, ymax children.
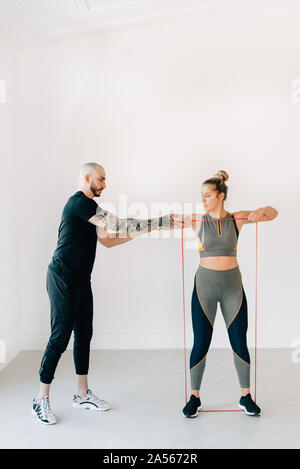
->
<box><xmin>48</xmin><ymin>333</ymin><xmax>71</xmax><ymax>355</ymax></box>
<box><xmin>73</xmin><ymin>328</ymin><xmax>93</xmax><ymax>346</ymax></box>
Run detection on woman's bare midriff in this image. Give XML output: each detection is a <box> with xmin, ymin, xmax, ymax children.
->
<box><xmin>200</xmin><ymin>256</ymin><xmax>238</xmax><ymax>271</ymax></box>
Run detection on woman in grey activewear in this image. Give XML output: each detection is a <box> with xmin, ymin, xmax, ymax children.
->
<box><xmin>181</xmin><ymin>170</ymin><xmax>278</xmax><ymax>417</ymax></box>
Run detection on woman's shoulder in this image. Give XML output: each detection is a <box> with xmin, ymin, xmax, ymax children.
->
<box><xmin>229</xmin><ymin>210</ymin><xmax>252</xmax><ymax>233</ymax></box>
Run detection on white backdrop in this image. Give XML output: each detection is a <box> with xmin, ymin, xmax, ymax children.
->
<box><xmin>7</xmin><ymin>4</ymin><xmax>300</xmax><ymax>354</ymax></box>
<box><xmin>0</xmin><ymin>35</ymin><xmax>18</xmax><ymax>371</ymax></box>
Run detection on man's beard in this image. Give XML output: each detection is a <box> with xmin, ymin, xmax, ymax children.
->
<box><xmin>90</xmin><ymin>183</ymin><xmax>101</xmax><ymax>197</ymax></box>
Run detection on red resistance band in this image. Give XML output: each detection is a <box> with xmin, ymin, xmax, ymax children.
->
<box><xmin>180</xmin><ymin>217</ymin><xmax>258</xmax><ymax>412</ymax></box>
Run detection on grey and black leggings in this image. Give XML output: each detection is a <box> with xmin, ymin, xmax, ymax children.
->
<box><xmin>39</xmin><ymin>267</ymin><xmax>93</xmax><ymax>384</ymax></box>
<box><xmin>190</xmin><ymin>265</ymin><xmax>250</xmax><ymax>390</ymax></box>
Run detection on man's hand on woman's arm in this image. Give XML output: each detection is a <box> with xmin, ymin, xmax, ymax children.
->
<box><xmin>90</xmin><ymin>209</ymin><xmax>185</xmax><ymax>248</ymax></box>
<box><xmin>89</xmin><ymin>210</ymin><xmax>175</xmax><ymax>234</ymax></box>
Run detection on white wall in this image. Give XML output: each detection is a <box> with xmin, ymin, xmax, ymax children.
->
<box><xmin>15</xmin><ymin>3</ymin><xmax>299</xmax><ymax>352</ymax></box>
<box><xmin>0</xmin><ymin>35</ymin><xmax>19</xmax><ymax>371</ymax></box>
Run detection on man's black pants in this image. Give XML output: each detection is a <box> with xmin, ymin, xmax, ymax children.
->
<box><xmin>39</xmin><ymin>268</ymin><xmax>93</xmax><ymax>384</ymax></box>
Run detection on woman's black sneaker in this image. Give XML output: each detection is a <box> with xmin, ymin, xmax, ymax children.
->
<box><xmin>238</xmin><ymin>394</ymin><xmax>261</xmax><ymax>416</ymax></box>
<box><xmin>182</xmin><ymin>395</ymin><xmax>202</xmax><ymax>418</ymax></box>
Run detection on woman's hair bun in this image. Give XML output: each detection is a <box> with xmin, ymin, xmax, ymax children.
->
<box><xmin>215</xmin><ymin>170</ymin><xmax>229</xmax><ymax>182</ymax></box>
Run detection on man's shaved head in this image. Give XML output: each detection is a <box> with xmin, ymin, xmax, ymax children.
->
<box><xmin>78</xmin><ymin>162</ymin><xmax>106</xmax><ymax>199</ymax></box>
<box><xmin>79</xmin><ymin>162</ymin><xmax>104</xmax><ymax>179</ymax></box>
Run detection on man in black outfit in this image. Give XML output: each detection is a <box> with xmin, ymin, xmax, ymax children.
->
<box><xmin>31</xmin><ymin>162</ymin><xmax>175</xmax><ymax>425</ymax></box>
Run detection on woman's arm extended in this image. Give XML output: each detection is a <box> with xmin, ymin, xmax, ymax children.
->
<box><xmin>174</xmin><ymin>214</ymin><xmax>203</xmax><ymax>232</ymax></box>
<box><xmin>233</xmin><ymin>206</ymin><xmax>278</xmax><ymax>230</ymax></box>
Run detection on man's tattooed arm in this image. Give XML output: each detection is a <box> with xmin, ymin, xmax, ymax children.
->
<box><xmin>88</xmin><ymin>207</ymin><xmax>174</xmax><ymax>235</ymax></box>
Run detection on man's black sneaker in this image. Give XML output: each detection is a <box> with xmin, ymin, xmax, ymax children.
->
<box><xmin>238</xmin><ymin>394</ymin><xmax>261</xmax><ymax>416</ymax></box>
<box><xmin>182</xmin><ymin>395</ymin><xmax>202</xmax><ymax>418</ymax></box>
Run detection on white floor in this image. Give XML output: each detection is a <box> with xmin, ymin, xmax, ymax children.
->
<box><xmin>0</xmin><ymin>349</ymin><xmax>299</xmax><ymax>449</ymax></box>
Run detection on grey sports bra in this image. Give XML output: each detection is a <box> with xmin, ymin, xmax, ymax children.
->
<box><xmin>197</xmin><ymin>212</ymin><xmax>239</xmax><ymax>258</ymax></box>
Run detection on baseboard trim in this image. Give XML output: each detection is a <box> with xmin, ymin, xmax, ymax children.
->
<box><xmin>19</xmin><ymin>333</ymin><xmax>289</xmax><ymax>350</ymax></box>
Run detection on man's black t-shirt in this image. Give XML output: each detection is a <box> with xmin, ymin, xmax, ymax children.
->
<box><xmin>48</xmin><ymin>191</ymin><xmax>99</xmax><ymax>284</ymax></box>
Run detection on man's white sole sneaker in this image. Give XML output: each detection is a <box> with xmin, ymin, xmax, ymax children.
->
<box><xmin>72</xmin><ymin>390</ymin><xmax>111</xmax><ymax>411</ymax></box>
<box><xmin>31</xmin><ymin>404</ymin><xmax>57</xmax><ymax>424</ymax></box>
<box><xmin>72</xmin><ymin>402</ymin><xmax>110</xmax><ymax>411</ymax></box>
